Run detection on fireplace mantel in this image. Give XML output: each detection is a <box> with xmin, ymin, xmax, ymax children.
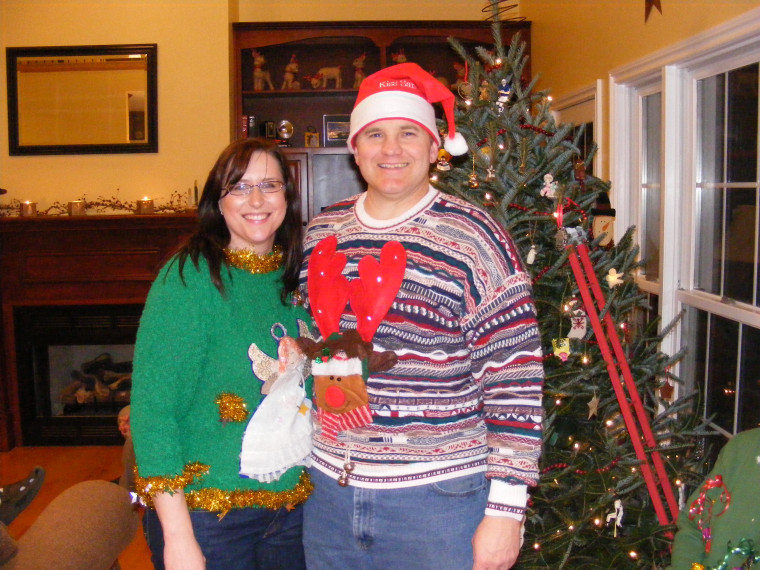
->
<box><xmin>0</xmin><ymin>214</ymin><xmax>196</xmax><ymax>449</ymax></box>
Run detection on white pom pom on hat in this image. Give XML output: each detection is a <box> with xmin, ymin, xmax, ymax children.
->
<box><xmin>348</xmin><ymin>62</ymin><xmax>468</xmax><ymax>156</ymax></box>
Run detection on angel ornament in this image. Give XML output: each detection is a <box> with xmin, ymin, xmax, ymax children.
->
<box><xmin>239</xmin><ymin>333</ymin><xmax>314</xmax><ymax>483</ymax></box>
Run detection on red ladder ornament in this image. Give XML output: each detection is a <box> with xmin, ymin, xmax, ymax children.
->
<box><xmin>566</xmin><ymin>242</ymin><xmax>679</xmax><ymax>526</ymax></box>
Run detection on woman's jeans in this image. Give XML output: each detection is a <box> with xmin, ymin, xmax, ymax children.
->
<box><xmin>144</xmin><ymin>503</ymin><xmax>305</xmax><ymax>570</ymax></box>
<box><xmin>303</xmin><ymin>467</ymin><xmax>488</xmax><ymax>570</ymax></box>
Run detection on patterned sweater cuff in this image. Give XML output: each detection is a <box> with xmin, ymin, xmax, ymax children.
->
<box><xmin>486</xmin><ymin>480</ymin><xmax>527</xmax><ymax>520</ymax></box>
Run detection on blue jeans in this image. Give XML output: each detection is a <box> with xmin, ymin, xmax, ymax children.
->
<box><xmin>303</xmin><ymin>468</ymin><xmax>488</xmax><ymax>570</ymax></box>
<box><xmin>144</xmin><ymin>503</ymin><xmax>305</xmax><ymax>570</ymax></box>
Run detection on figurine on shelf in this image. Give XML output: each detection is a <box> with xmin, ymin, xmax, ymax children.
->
<box><xmin>353</xmin><ymin>53</ymin><xmax>367</xmax><ymax>89</ymax></box>
<box><xmin>251</xmin><ymin>49</ymin><xmax>274</xmax><ymax>91</ymax></box>
<box><xmin>305</xmin><ymin>66</ymin><xmax>342</xmax><ymax>89</ymax></box>
<box><xmin>281</xmin><ymin>54</ymin><xmax>301</xmax><ymax>90</ymax></box>
<box><xmin>391</xmin><ymin>48</ymin><xmax>407</xmax><ymax>64</ymax></box>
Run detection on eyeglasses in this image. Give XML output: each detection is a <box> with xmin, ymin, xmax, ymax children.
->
<box><xmin>224</xmin><ymin>180</ymin><xmax>286</xmax><ymax>196</ymax></box>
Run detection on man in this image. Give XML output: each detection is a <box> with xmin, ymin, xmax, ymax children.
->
<box><xmin>301</xmin><ymin>63</ymin><xmax>544</xmax><ymax>570</ymax></box>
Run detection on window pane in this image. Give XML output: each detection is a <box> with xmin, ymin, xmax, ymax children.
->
<box><xmin>642</xmin><ymin>94</ymin><xmax>661</xmax><ymax>185</ymax></box>
<box><xmin>641</xmin><ymin>93</ymin><xmax>661</xmax><ymax>280</ymax></box>
<box><xmin>739</xmin><ymin>323</ymin><xmax>760</xmax><ymax>431</ymax></box>
<box><xmin>705</xmin><ymin>314</ymin><xmax>739</xmax><ymax>432</ymax></box>
<box><xmin>726</xmin><ymin>64</ymin><xmax>758</xmax><ymax>183</ymax></box>
<box><xmin>724</xmin><ymin>189</ymin><xmax>756</xmax><ymax>304</ymax></box>
<box><xmin>697</xmin><ymin>74</ymin><xmax>725</xmax><ymax>184</ymax></box>
<box><xmin>695</xmin><ymin>185</ymin><xmax>724</xmax><ymax>295</ymax></box>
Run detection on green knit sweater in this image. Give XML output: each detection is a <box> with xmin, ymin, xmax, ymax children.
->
<box><xmin>131</xmin><ymin>254</ymin><xmax>312</xmax><ymax>510</ymax></box>
<box><xmin>668</xmin><ymin>427</ymin><xmax>760</xmax><ymax>569</ymax></box>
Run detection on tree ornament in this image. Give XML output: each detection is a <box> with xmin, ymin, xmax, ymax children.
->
<box><xmin>573</xmin><ymin>157</ymin><xmax>586</xmax><ymax>182</ymax></box>
<box><xmin>526</xmin><ymin>244</ymin><xmax>537</xmax><ymax>265</ymax></box>
<box><xmin>552</xmin><ymin>338</ymin><xmax>570</xmax><ymax>361</ymax></box>
<box><xmin>468</xmin><ymin>155</ymin><xmax>480</xmax><ymax>189</ymax></box>
<box><xmin>496</xmin><ymin>78</ymin><xmax>512</xmax><ymax>113</ymax></box>
<box><xmin>659</xmin><ymin>380</ymin><xmax>674</xmax><ymax>401</ymax></box>
<box><xmin>605</xmin><ymin>499</ymin><xmax>624</xmax><ymax>537</ymax></box>
<box><xmin>540</xmin><ymin>173</ymin><xmax>558</xmax><ymax>198</ymax></box>
<box><xmin>436</xmin><ymin>148</ymin><xmax>452</xmax><ymax>171</ymax></box>
<box><xmin>485</xmin><ymin>166</ymin><xmax>496</xmax><ymax>182</ymax></box>
<box><xmin>587</xmin><ymin>393</ymin><xmax>600</xmax><ymax>419</ymax></box>
<box><xmin>605</xmin><ymin>268</ymin><xmax>624</xmax><ymax>287</ymax></box>
<box><xmin>479</xmin><ymin>79</ymin><xmax>491</xmax><ymax>101</ymax></box>
<box><xmin>591</xmin><ymin>192</ymin><xmax>616</xmax><ymax>247</ymax></box>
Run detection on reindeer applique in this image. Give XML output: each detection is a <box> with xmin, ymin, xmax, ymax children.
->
<box><xmin>298</xmin><ymin>235</ymin><xmax>406</xmax><ymax>484</ymax></box>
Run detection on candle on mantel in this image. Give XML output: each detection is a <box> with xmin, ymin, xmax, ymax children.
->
<box><xmin>20</xmin><ymin>201</ymin><xmax>37</xmax><ymax>217</ymax></box>
<box><xmin>136</xmin><ymin>197</ymin><xmax>154</xmax><ymax>215</ymax></box>
<box><xmin>67</xmin><ymin>200</ymin><xmax>87</xmax><ymax>216</ymax></box>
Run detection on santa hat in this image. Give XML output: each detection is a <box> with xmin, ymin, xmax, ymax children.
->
<box><xmin>348</xmin><ymin>62</ymin><xmax>468</xmax><ymax>156</ymax></box>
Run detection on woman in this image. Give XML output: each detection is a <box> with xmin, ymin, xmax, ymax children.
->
<box><xmin>131</xmin><ymin>138</ymin><xmax>312</xmax><ymax>570</ymax></box>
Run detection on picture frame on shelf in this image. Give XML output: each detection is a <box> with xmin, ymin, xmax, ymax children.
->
<box><xmin>305</xmin><ymin>126</ymin><xmax>320</xmax><ymax>147</ymax></box>
<box><xmin>323</xmin><ymin>114</ymin><xmax>351</xmax><ymax>147</ymax></box>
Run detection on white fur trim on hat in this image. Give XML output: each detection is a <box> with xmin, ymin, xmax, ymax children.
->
<box><xmin>312</xmin><ymin>356</ymin><xmax>363</xmax><ymax>377</ymax></box>
<box><xmin>348</xmin><ymin>91</ymin><xmax>441</xmax><ymax>152</ymax></box>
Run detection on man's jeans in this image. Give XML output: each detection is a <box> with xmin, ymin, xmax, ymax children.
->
<box><xmin>303</xmin><ymin>467</ymin><xmax>488</xmax><ymax>569</ymax></box>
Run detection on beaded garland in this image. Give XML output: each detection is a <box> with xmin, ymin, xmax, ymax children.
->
<box><xmin>224</xmin><ymin>245</ymin><xmax>283</xmax><ymax>274</ymax></box>
<box><xmin>135</xmin><ymin>463</ymin><xmax>312</xmax><ymax>512</ymax></box>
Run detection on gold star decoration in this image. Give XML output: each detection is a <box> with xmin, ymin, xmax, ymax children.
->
<box><xmin>588</xmin><ymin>393</ymin><xmax>600</xmax><ymax>419</ymax></box>
<box><xmin>645</xmin><ymin>0</ymin><xmax>662</xmax><ymax>22</ymax></box>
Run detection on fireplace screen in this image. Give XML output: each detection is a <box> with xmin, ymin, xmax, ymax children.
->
<box><xmin>15</xmin><ymin>304</ymin><xmax>142</xmax><ymax>445</ymax></box>
<box><xmin>49</xmin><ymin>345</ymin><xmax>133</xmax><ymax>417</ymax></box>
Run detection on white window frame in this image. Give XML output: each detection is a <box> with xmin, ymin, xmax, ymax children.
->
<box><xmin>610</xmin><ymin>7</ymin><xmax>760</xmax><ymax>395</ymax></box>
<box><xmin>552</xmin><ymin>79</ymin><xmax>606</xmax><ymax>180</ymax></box>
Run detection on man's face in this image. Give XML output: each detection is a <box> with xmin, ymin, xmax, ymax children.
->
<box><xmin>353</xmin><ymin>119</ymin><xmax>438</xmax><ymax>208</ymax></box>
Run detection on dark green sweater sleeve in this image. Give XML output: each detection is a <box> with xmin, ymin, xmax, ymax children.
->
<box><xmin>131</xmin><ymin>258</ymin><xmax>210</xmax><ymax>478</ymax></box>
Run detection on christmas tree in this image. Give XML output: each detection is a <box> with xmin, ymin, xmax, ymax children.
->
<box><xmin>433</xmin><ymin>13</ymin><xmax>713</xmax><ymax>569</ymax></box>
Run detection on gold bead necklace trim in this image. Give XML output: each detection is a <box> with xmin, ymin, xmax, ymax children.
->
<box><xmin>224</xmin><ymin>245</ymin><xmax>283</xmax><ymax>274</ymax></box>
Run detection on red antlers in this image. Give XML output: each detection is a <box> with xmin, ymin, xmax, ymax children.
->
<box><xmin>308</xmin><ymin>236</ymin><xmax>406</xmax><ymax>342</ymax></box>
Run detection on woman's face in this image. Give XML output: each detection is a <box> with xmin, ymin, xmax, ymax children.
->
<box><xmin>220</xmin><ymin>151</ymin><xmax>287</xmax><ymax>254</ymax></box>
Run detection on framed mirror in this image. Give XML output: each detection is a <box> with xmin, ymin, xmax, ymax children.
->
<box><xmin>6</xmin><ymin>44</ymin><xmax>158</xmax><ymax>155</ymax></box>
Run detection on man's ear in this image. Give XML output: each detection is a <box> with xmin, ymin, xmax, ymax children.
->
<box><xmin>428</xmin><ymin>137</ymin><xmax>439</xmax><ymax>163</ymax></box>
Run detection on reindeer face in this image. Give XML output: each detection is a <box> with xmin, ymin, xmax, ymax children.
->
<box><xmin>313</xmin><ymin>368</ymin><xmax>369</xmax><ymax>414</ymax></box>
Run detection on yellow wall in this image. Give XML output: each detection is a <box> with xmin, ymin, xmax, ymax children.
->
<box><xmin>4</xmin><ymin>0</ymin><xmax>760</xmax><ymax>210</ymax></box>
<box><xmin>236</xmin><ymin>0</ymin><xmax>483</xmax><ymax>22</ymax></box>
<box><xmin>0</xmin><ymin>0</ymin><xmax>231</xmax><ymax>210</ymax></box>
<box><xmin>0</xmin><ymin>0</ymin><xmax>486</xmax><ymax>211</ymax></box>
<box><xmin>520</xmin><ymin>0</ymin><xmax>760</xmax><ymax>98</ymax></box>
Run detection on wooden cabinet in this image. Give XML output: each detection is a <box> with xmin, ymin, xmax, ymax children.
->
<box><xmin>285</xmin><ymin>147</ymin><xmax>364</xmax><ymax>222</ymax></box>
<box><xmin>233</xmin><ymin>21</ymin><xmax>531</xmax><ymax>218</ymax></box>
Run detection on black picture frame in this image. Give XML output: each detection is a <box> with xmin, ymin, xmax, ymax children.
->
<box><xmin>6</xmin><ymin>44</ymin><xmax>158</xmax><ymax>155</ymax></box>
<box><xmin>323</xmin><ymin>114</ymin><xmax>351</xmax><ymax>147</ymax></box>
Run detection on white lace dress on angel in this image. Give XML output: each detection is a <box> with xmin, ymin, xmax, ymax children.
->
<box><xmin>239</xmin><ymin>338</ymin><xmax>313</xmax><ymax>483</ymax></box>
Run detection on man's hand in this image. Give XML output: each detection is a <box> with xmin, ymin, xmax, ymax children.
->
<box><xmin>472</xmin><ymin>515</ymin><xmax>523</xmax><ymax>570</ymax></box>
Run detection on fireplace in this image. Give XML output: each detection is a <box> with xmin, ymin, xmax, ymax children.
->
<box><xmin>15</xmin><ymin>304</ymin><xmax>141</xmax><ymax>445</ymax></box>
<box><xmin>0</xmin><ymin>213</ymin><xmax>195</xmax><ymax>449</ymax></box>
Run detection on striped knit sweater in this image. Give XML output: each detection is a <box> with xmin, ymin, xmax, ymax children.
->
<box><xmin>301</xmin><ymin>187</ymin><xmax>544</xmax><ymax>517</ymax></box>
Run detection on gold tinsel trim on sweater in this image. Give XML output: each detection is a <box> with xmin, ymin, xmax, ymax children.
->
<box><xmin>216</xmin><ymin>392</ymin><xmax>249</xmax><ymax>423</ymax></box>
<box><xmin>134</xmin><ymin>465</ymin><xmax>312</xmax><ymax>512</ymax></box>
<box><xmin>224</xmin><ymin>245</ymin><xmax>283</xmax><ymax>274</ymax></box>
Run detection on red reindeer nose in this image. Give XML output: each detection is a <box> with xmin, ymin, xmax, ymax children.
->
<box><xmin>325</xmin><ymin>385</ymin><xmax>346</xmax><ymax>408</ymax></box>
